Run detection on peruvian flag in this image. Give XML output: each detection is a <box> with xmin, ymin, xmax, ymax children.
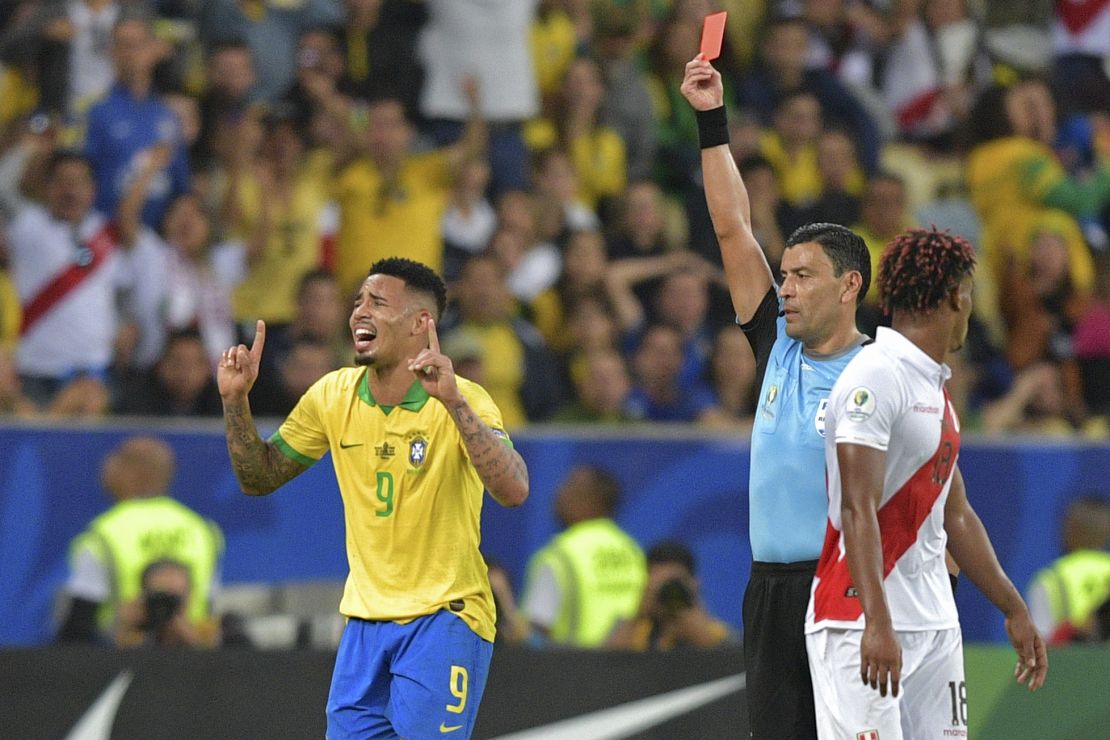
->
<box><xmin>1056</xmin><ymin>0</ymin><xmax>1110</xmax><ymax>35</ymax></box>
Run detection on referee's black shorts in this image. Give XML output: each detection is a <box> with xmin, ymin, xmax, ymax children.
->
<box><xmin>742</xmin><ymin>560</ymin><xmax>818</xmax><ymax>740</ymax></box>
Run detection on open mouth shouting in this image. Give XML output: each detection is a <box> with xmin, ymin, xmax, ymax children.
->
<box><xmin>353</xmin><ymin>326</ymin><xmax>377</xmax><ymax>353</ymax></box>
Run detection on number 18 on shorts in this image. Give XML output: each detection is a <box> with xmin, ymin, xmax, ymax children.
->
<box><xmin>807</xmin><ymin>627</ymin><xmax>967</xmax><ymax>739</ymax></box>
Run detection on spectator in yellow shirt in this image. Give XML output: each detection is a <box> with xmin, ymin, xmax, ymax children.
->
<box><xmin>525</xmin><ymin>57</ymin><xmax>627</xmax><ymax>210</ymax></box>
<box><xmin>966</xmin><ymin>80</ymin><xmax>1110</xmax><ymax>301</ymax></box>
<box><xmin>333</xmin><ymin>82</ymin><xmax>487</xmax><ymax>296</ymax></box>
<box><xmin>441</xmin><ymin>254</ymin><xmax>569</xmax><ymax>426</ymax></box>
<box><xmin>854</xmin><ymin>173</ymin><xmax>912</xmax><ymax>291</ymax></box>
<box><xmin>223</xmin><ymin>113</ymin><xmax>333</xmax><ymax>329</ymax></box>
<box><xmin>759</xmin><ymin>90</ymin><xmax>824</xmax><ymax>208</ymax></box>
<box><xmin>532</xmin><ymin>1</ymin><xmax>578</xmax><ymax>104</ymax></box>
<box><xmin>0</xmin><ymin>265</ymin><xmax>19</xmax><ymax>350</ymax></box>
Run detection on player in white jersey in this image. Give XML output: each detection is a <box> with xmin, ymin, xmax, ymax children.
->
<box><xmin>806</xmin><ymin>228</ymin><xmax>1047</xmax><ymax>739</ymax></box>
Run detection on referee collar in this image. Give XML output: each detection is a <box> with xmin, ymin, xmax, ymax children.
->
<box><xmin>357</xmin><ymin>371</ymin><xmax>431</xmax><ymax>413</ymax></box>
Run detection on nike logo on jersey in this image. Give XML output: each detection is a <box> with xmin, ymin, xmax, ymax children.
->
<box><xmin>338</xmin><ymin>440</ymin><xmax>363</xmax><ymax>449</ymax></box>
<box><xmin>439</xmin><ymin>722</ymin><xmax>463</xmax><ymax>733</ymax></box>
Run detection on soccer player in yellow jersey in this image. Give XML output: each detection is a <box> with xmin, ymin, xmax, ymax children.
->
<box><xmin>217</xmin><ymin>257</ymin><xmax>529</xmax><ymax>739</ymax></box>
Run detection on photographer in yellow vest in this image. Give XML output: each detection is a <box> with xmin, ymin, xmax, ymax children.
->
<box><xmin>1026</xmin><ymin>496</ymin><xmax>1110</xmax><ymax>643</ymax></box>
<box><xmin>520</xmin><ymin>465</ymin><xmax>647</xmax><ymax>647</ymax></box>
<box><xmin>56</xmin><ymin>436</ymin><xmax>223</xmax><ymax>647</ymax></box>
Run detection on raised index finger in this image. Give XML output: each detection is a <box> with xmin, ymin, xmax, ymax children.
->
<box><xmin>250</xmin><ymin>320</ymin><xmax>266</xmax><ymax>362</ymax></box>
<box><xmin>427</xmin><ymin>317</ymin><xmax>440</xmax><ymax>353</ymax></box>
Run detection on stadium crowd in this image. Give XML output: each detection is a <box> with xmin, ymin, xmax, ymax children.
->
<box><xmin>0</xmin><ymin>0</ymin><xmax>1102</xmax><ymax>666</ymax></box>
<box><xmin>0</xmin><ymin>0</ymin><xmax>1109</xmax><ymax>435</ymax></box>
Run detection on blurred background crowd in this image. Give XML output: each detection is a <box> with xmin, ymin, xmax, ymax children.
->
<box><xmin>0</xmin><ymin>0</ymin><xmax>1109</xmax><ymax>437</ymax></box>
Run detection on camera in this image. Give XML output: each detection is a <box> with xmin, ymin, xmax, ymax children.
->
<box><xmin>657</xmin><ymin>578</ymin><xmax>694</xmax><ymax>612</ymax></box>
<box><xmin>143</xmin><ymin>591</ymin><xmax>183</xmax><ymax>633</ymax></box>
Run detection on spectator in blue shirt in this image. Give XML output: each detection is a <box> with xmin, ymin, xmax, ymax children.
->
<box><xmin>625</xmin><ymin>323</ymin><xmax>723</xmax><ymax>424</ymax></box>
<box><xmin>84</xmin><ymin>13</ymin><xmax>189</xmax><ymax>229</ymax></box>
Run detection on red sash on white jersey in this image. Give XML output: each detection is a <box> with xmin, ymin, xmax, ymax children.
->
<box><xmin>812</xmin><ymin>390</ymin><xmax>961</xmax><ymax>624</ymax></box>
<box><xmin>1057</xmin><ymin>0</ymin><xmax>1110</xmax><ymax>35</ymax></box>
<box><xmin>19</xmin><ymin>221</ymin><xmax>118</xmax><ymax>336</ymax></box>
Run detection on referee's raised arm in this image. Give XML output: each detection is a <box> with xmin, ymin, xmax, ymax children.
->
<box><xmin>680</xmin><ymin>55</ymin><xmax>774</xmax><ymax>325</ymax></box>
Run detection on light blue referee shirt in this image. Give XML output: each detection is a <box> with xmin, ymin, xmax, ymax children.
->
<box><xmin>747</xmin><ymin>312</ymin><xmax>866</xmax><ymax>563</ymax></box>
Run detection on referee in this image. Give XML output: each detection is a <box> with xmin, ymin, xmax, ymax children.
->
<box><xmin>681</xmin><ymin>55</ymin><xmax>872</xmax><ymax>739</ymax></box>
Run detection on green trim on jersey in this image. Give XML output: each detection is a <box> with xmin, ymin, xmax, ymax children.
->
<box><xmin>357</xmin><ymin>370</ymin><xmax>432</xmax><ymax>413</ymax></box>
<box><xmin>270</xmin><ymin>430</ymin><xmax>319</xmax><ymax>467</ymax></box>
<box><xmin>272</xmin><ymin>367</ymin><xmax>507</xmax><ymax>642</ymax></box>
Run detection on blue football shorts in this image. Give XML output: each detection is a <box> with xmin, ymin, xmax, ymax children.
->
<box><xmin>326</xmin><ymin>610</ymin><xmax>494</xmax><ymax>739</ymax></box>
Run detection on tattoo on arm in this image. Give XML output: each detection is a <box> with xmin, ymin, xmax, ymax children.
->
<box><xmin>223</xmin><ymin>401</ymin><xmax>306</xmax><ymax>495</ymax></box>
<box><xmin>448</xmin><ymin>399</ymin><xmax>529</xmax><ymax>505</ymax></box>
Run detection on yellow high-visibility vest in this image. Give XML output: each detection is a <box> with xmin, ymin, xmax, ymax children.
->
<box><xmin>70</xmin><ymin>496</ymin><xmax>223</xmax><ymax>628</ymax></box>
<box><xmin>526</xmin><ymin>518</ymin><xmax>646</xmax><ymax>647</ymax></box>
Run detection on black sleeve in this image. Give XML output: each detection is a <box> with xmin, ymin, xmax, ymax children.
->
<box><xmin>739</xmin><ymin>286</ymin><xmax>780</xmax><ymax>391</ymax></box>
<box><xmin>517</xmin><ymin>320</ymin><xmax>571</xmax><ymax>422</ymax></box>
<box><xmin>56</xmin><ymin>597</ymin><xmax>102</xmax><ymax>644</ymax></box>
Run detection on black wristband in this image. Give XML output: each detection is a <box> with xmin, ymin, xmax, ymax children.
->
<box><xmin>696</xmin><ymin>106</ymin><xmax>729</xmax><ymax>149</ymax></box>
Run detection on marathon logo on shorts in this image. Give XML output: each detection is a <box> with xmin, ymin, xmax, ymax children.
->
<box><xmin>857</xmin><ymin>731</ymin><xmax>879</xmax><ymax>740</ymax></box>
<box><xmin>845</xmin><ymin>586</ymin><xmax>858</xmax><ymax>598</ymax></box>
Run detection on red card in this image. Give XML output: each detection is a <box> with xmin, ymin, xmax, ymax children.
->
<box><xmin>700</xmin><ymin>11</ymin><xmax>727</xmax><ymax>61</ymax></box>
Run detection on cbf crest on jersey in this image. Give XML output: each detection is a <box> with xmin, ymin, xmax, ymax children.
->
<box><xmin>406</xmin><ymin>433</ymin><xmax>428</xmax><ymax>468</ymax></box>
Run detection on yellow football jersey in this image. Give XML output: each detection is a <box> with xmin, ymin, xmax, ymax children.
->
<box><xmin>271</xmin><ymin>367</ymin><xmax>509</xmax><ymax>642</ymax></box>
<box><xmin>332</xmin><ymin>152</ymin><xmax>451</xmax><ymax>296</ymax></box>
<box><xmin>228</xmin><ymin>168</ymin><xmax>330</xmax><ymax>324</ymax></box>
<box><xmin>967</xmin><ymin>136</ymin><xmax>1095</xmax><ymax>294</ymax></box>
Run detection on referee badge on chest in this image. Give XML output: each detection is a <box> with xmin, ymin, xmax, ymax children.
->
<box><xmin>815</xmin><ymin>397</ymin><xmax>829</xmax><ymax>437</ymax></box>
<box><xmin>406</xmin><ymin>432</ymin><xmax>428</xmax><ymax>469</ymax></box>
<box><xmin>761</xmin><ymin>384</ymin><xmax>778</xmax><ymax>421</ymax></box>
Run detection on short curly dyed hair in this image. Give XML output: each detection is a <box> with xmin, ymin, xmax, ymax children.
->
<box><xmin>878</xmin><ymin>228</ymin><xmax>976</xmax><ymax>315</ymax></box>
